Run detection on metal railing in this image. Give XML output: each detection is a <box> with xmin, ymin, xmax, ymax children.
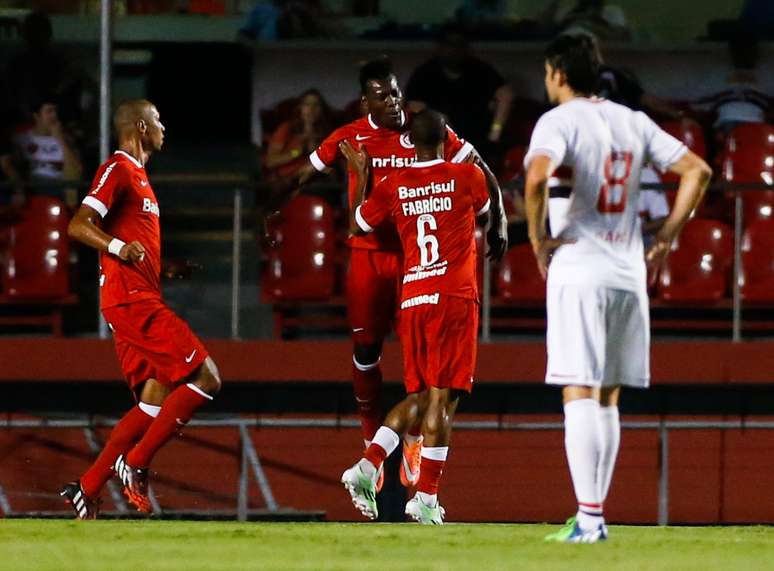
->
<box><xmin>1</xmin><ymin>415</ymin><xmax>772</xmax><ymax>524</ymax></box>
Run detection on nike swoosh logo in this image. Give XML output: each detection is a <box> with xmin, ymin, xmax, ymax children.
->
<box><xmin>355</xmin><ymin>134</ymin><xmax>371</xmax><ymax>141</ymax></box>
<box><xmin>352</xmin><ymin>327</ymin><xmax>365</xmax><ymax>333</ymax></box>
<box><xmin>140</xmin><ymin>180</ymin><xmax>148</xmax><ymax>186</ymax></box>
<box><xmin>185</xmin><ymin>349</ymin><xmax>197</xmax><ymax>363</ymax></box>
<box><xmin>401</xmin><ymin>453</ymin><xmax>419</xmax><ymax>481</ymax></box>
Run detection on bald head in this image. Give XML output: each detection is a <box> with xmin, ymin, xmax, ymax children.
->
<box><xmin>410</xmin><ymin>109</ymin><xmax>447</xmax><ymax>149</ymax></box>
<box><xmin>113</xmin><ymin>99</ymin><xmax>154</xmax><ymax>135</ymax></box>
<box><xmin>113</xmin><ymin>99</ymin><xmax>165</xmax><ymax>154</ymax></box>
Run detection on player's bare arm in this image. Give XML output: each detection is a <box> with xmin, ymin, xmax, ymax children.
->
<box><xmin>525</xmin><ymin>154</ymin><xmax>575</xmax><ymax>279</ymax></box>
<box><xmin>466</xmin><ymin>150</ymin><xmax>508</xmax><ymax>261</ymax></box>
<box><xmin>646</xmin><ymin>150</ymin><xmax>712</xmax><ymax>271</ymax></box>
<box><xmin>68</xmin><ymin>204</ymin><xmax>146</xmax><ymax>263</ymax></box>
<box><xmin>339</xmin><ymin>140</ymin><xmax>371</xmax><ymax>236</ymax></box>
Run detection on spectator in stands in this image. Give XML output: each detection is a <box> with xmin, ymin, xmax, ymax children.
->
<box><xmin>694</xmin><ymin>29</ymin><xmax>772</xmax><ymax>135</ymax></box>
<box><xmin>238</xmin><ymin>0</ymin><xmax>323</xmax><ymax>41</ymax></box>
<box><xmin>405</xmin><ymin>24</ymin><xmax>513</xmax><ymax>162</ymax></box>
<box><xmin>3</xmin><ymin>11</ymin><xmax>96</xmax><ymax>161</ymax></box>
<box><xmin>263</xmin><ymin>89</ymin><xmax>333</xmax><ymax>183</ymax></box>
<box><xmin>6</xmin><ymin>95</ymin><xmax>83</xmax><ymax>188</ymax></box>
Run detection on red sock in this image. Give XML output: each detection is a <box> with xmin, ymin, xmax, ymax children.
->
<box><xmin>80</xmin><ymin>406</ymin><xmax>155</xmax><ymax>499</ymax></box>
<box><xmin>364</xmin><ymin>442</ymin><xmax>388</xmax><ymax>470</ymax></box>
<box><xmin>352</xmin><ymin>360</ymin><xmax>383</xmax><ymax>442</ymax></box>
<box><xmin>125</xmin><ymin>384</ymin><xmax>211</xmax><ymax>468</ymax></box>
<box><xmin>416</xmin><ymin>458</ymin><xmax>445</xmax><ymax>495</ymax></box>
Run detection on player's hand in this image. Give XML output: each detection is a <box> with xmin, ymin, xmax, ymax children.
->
<box><xmin>339</xmin><ymin>140</ymin><xmax>370</xmax><ymax>180</ymax></box>
<box><xmin>119</xmin><ymin>240</ymin><xmax>146</xmax><ymax>263</ymax></box>
<box><xmin>486</xmin><ymin>216</ymin><xmax>508</xmax><ymax>262</ymax></box>
<box><xmin>532</xmin><ymin>236</ymin><xmax>576</xmax><ymax>280</ymax></box>
<box><xmin>645</xmin><ymin>232</ymin><xmax>675</xmax><ymax>286</ymax></box>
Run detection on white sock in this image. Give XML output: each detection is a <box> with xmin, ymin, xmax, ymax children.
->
<box><xmin>372</xmin><ymin>426</ymin><xmax>400</xmax><ymax>457</ymax></box>
<box><xmin>563</xmin><ymin>398</ymin><xmax>604</xmax><ymax>527</ymax></box>
<box><xmin>597</xmin><ymin>406</ymin><xmax>621</xmax><ymax>503</ymax></box>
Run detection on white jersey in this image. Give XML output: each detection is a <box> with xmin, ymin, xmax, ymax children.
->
<box><xmin>14</xmin><ymin>130</ymin><xmax>65</xmax><ymax>180</ymax></box>
<box><xmin>525</xmin><ymin>97</ymin><xmax>686</xmax><ymax>292</ymax></box>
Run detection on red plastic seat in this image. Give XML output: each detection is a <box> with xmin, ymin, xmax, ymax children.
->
<box><xmin>496</xmin><ymin>243</ymin><xmax>545</xmax><ymax>302</ymax></box>
<box><xmin>499</xmin><ymin>145</ymin><xmax>526</xmax><ymax>183</ymax></box>
<box><xmin>657</xmin><ymin>219</ymin><xmax>733</xmax><ymax>302</ymax></box>
<box><xmin>2</xmin><ymin>196</ymin><xmax>72</xmax><ymax>299</ymax></box>
<box><xmin>721</xmin><ymin>123</ymin><xmax>774</xmax><ymax>223</ymax></box>
<box><xmin>263</xmin><ymin>194</ymin><xmax>335</xmax><ymax>301</ymax></box>
<box><xmin>659</xmin><ymin>119</ymin><xmax>707</xmax><ymax>186</ymax></box>
<box><xmin>741</xmin><ymin>219</ymin><xmax>774</xmax><ymax>302</ymax></box>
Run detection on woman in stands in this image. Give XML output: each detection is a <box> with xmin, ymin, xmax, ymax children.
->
<box><xmin>263</xmin><ymin>89</ymin><xmax>334</xmax><ymax>184</ymax></box>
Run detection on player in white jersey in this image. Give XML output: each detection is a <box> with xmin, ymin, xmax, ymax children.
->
<box><xmin>524</xmin><ymin>35</ymin><xmax>712</xmax><ymax>543</ymax></box>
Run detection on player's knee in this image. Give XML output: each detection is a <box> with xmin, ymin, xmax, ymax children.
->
<box><xmin>194</xmin><ymin>357</ymin><xmax>221</xmax><ymax>396</ymax></box>
<box><xmin>353</xmin><ymin>344</ymin><xmax>381</xmax><ymax>370</ymax></box>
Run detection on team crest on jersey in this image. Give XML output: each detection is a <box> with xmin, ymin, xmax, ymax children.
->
<box><xmin>399</xmin><ymin>132</ymin><xmax>414</xmax><ymax>149</ymax></box>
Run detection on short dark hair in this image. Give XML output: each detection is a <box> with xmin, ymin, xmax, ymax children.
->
<box><xmin>359</xmin><ymin>56</ymin><xmax>393</xmax><ymax>94</ymax></box>
<box><xmin>410</xmin><ymin>109</ymin><xmax>446</xmax><ymax>148</ymax></box>
<box><xmin>28</xmin><ymin>93</ymin><xmax>56</xmax><ymax>114</ymax></box>
<box><xmin>545</xmin><ymin>34</ymin><xmax>602</xmax><ymax>95</ymax></box>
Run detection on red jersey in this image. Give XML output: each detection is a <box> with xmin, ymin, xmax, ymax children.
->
<box><xmin>310</xmin><ymin>112</ymin><xmax>473</xmax><ymax>251</ymax></box>
<box><xmin>82</xmin><ymin>151</ymin><xmax>162</xmax><ymax>309</ymax></box>
<box><xmin>355</xmin><ymin>159</ymin><xmax>490</xmax><ymax>304</ymax></box>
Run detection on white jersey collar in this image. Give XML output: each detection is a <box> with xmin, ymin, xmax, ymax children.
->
<box><xmin>114</xmin><ymin>150</ymin><xmax>143</xmax><ymax>168</ymax></box>
<box><xmin>411</xmin><ymin>158</ymin><xmax>444</xmax><ymax>168</ymax></box>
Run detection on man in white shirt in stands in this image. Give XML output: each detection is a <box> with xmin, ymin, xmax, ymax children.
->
<box><xmin>524</xmin><ymin>34</ymin><xmax>712</xmax><ymax>543</ymax></box>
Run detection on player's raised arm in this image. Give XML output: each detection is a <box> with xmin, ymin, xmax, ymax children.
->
<box><xmin>525</xmin><ymin>154</ymin><xmax>575</xmax><ymax>279</ymax></box>
<box><xmin>339</xmin><ymin>140</ymin><xmax>372</xmax><ymax>236</ymax></box>
<box><xmin>68</xmin><ymin>205</ymin><xmax>146</xmax><ymax>264</ymax></box>
<box><xmin>645</xmin><ymin>150</ymin><xmax>712</xmax><ymax>270</ymax></box>
<box><xmin>466</xmin><ymin>150</ymin><xmax>508</xmax><ymax>261</ymax></box>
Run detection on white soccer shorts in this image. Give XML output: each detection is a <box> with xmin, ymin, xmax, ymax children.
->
<box><xmin>545</xmin><ymin>284</ymin><xmax>650</xmax><ymax>388</ymax></box>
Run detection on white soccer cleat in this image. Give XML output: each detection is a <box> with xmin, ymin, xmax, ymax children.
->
<box><xmin>405</xmin><ymin>493</ymin><xmax>445</xmax><ymax>525</ymax></box>
<box><xmin>341</xmin><ymin>460</ymin><xmax>379</xmax><ymax>520</ymax></box>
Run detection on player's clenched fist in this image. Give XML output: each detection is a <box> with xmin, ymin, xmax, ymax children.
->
<box><xmin>119</xmin><ymin>240</ymin><xmax>146</xmax><ymax>263</ymax></box>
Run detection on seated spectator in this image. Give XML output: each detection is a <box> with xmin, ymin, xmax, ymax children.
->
<box><xmin>405</xmin><ymin>24</ymin><xmax>513</xmax><ymax>162</ymax></box>
<box><xmin>694</xmin><ymin>29</ymin><xmax>772</xmax><ymax>134</ymax></box>
<box><xmin>263</xmin><ymin>89</ymin><xmax>333</xmax><ymax>182</ymax></box>
<box><xmin>8</xmin><ymin>95</ymin><xmax>83</xmax><ymax>188</ymax></box>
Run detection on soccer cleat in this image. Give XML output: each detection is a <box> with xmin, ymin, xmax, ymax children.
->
<box><xmin>60</xmin><ymin>481</ymin><xmax>99</xmax><ymax>520</ymax></box>
<box><xmin>405</xmin><ymin>493</ymin><xmax>445</xmax><ymax>525</ymax></box>
<box><xmin>544</xmin><ymin>515</ymin><xmax>608</xmax><ymax>543</ymax></box>
<box><xmin>399</xmin><ymin>436</ymin><xmax>423</xmax><ymax>487</ymax></box>
<box><xmin>341</xmin><ymin>460</ymin><xmax>379</xmax><ymax>520</ymax></box>
<box><xmin>114</xmin><ymin>454</ymin><xmax>152</xmax><ymax>513</ymax></box>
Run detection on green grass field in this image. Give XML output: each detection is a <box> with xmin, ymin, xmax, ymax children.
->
<box><xmin>2</xmin><ymin>520</ymin><xmax>773</xmax><ymax>571</ymax></box>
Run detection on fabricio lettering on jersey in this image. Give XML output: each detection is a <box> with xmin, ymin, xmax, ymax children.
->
<box><xmin>372</xmin><ymin>155</ymin><xmax>414</xmax><ymax>168</ymax></box>
<box><xmin>399</xmin><ymin>179</ymin><xmax>455</xmax><ymax>217</ymax></box>
<box><xmin>400</xmin><ymin>293</ymin><xmax>440</xmax><ymax>309</ymax></box>
<box><xmin>142</xmin><ymin>198</ymin><xmax>160</xmax><ymax>217</ymax></box>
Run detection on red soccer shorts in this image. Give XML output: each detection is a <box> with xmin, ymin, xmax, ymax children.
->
<box><xmin>102</xmin><ymin>298</ymin><xmax>209</xmax><ymax>394</ymax></box>
<box><xmin>398</xmin><ymin>294</ymin><xmax>479</xmax><ymax>394</ymax></box>
<box><xmin>346</xmin><ymin>248</ymin><xmax>402</xmax><ymax>346</ymax></box>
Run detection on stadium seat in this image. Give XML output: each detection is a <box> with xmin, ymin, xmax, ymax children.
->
<box><xmin>0</xmin><ymin>196</ymin><xmax>76</xmax><ymax>335</ymax></box>
<box><xmin>496</xmin><ymin>243</ymin><xmax>545</xmax><ymax>302</ymax></box>
<box><xmin>741</xmin><ymin>219</ymin><xmax>774</xmax><ymax>302</ymax></box>
<box><xmin>499</xmin><ymin>145</ymin><xmax>526</xmax><ymax>183</ymax></box>
<box><xmin>263</xmin><ymin>194</ymin><xmax>336</xmax><ymax>302</ymax></box>
<box><xmin>721</xmin><ymin>123</ymin><xmax>774</xmax><ymax>224</ymax></box>
<box><xmin>659</xmin><ymin>119</ymin><xmax>707</xmax><ymax>186</ymax></box>
<box><xmin>657</xmin><ymin>218</ymin><xmax>733</xmax><ymax>302</ymax></box>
